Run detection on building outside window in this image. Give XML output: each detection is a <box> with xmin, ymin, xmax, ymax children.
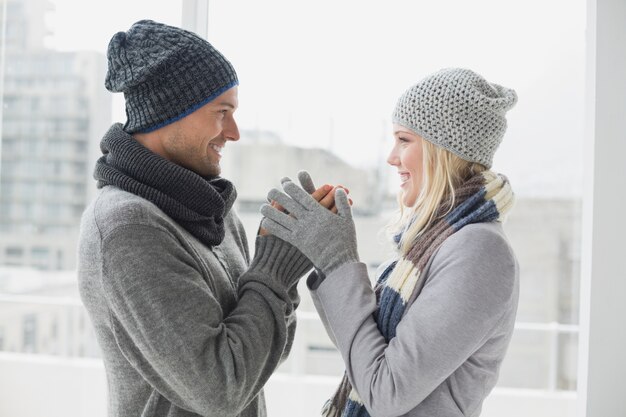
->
<box><xmin>22</xmin><ymin>314</ymin><xmax>37</xmax><ymax>353</ymax></box>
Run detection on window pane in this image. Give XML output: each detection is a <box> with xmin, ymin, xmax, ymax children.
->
<box><xmin>0</xmin><ymin>1</ymin><xmax>584</xmax><ymax>416</ymax></box>
<box><xmin>0</xmin><ymin>0</ymin><xmax>183</xmax><ymax>364</ymax></box>
<box><xmin>210</xmin><ymin>0</ymin><xmax>584</xmax><ymax>396</ymax></box>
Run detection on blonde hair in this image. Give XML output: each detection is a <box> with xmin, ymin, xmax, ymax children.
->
<box><xmin>391</xmin><ymin>140</ymin><xmax>486</xmax><ymax>255</ymax></box>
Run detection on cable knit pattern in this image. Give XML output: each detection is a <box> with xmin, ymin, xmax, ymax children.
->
<box><xmin>105</xmin><ymin>19</ymin><xmax>238</xmax><ymax>133</ymax></box>
<box><xmin>392</xmin><ymin>68</ymin><xmax>517</xmax><ymax>168</ymax></box>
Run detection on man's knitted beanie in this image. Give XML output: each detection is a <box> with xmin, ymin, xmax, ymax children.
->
<box><xmin>392</xmin><ymin>68</ymin><xmax>517</xmax><ymax>168</ymax></box>
<box><xmin>105</xmin><ymin>20</ymin><xmax>238</xmax><ymax>133</ymax></box>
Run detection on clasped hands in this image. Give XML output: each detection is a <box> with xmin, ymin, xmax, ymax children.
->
<box><xmin>260</xmin><ymin>171</ymin><xmax>360</xmax><ymax>276</ymax></box>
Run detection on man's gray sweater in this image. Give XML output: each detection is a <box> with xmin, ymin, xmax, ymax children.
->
<box><xmin>78</xmin><ymin>186</ymin><xmax>310</xmax><ymax>417</ymax></box>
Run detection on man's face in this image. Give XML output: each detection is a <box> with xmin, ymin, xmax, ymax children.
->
<box><xmin>160</xmin><ymin>86</ymin><xmax>239</xmax><ymax>177</ymax></box>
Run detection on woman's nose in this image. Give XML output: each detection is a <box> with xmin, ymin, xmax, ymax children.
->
<box><xmin>387</xmin><ymin>146</ymin><xmax>400</xmax><ymax>166</ymax></box>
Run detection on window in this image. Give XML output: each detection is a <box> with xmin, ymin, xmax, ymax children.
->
<box><xmin>5</xmin><ymin>247</ymin><xmax>23</xmax><ymax>257</ymax></box>
<box><xmin>208</xmin><ymin>0</ymin><xmax>585</xmax><ymax>395</ymax></box>
<box><xmin>22</xmin><ymin>314</ymin><xmax>37</xmax><ymax>353</ymax></box>
<box><xmin>0</xmin><ymin>0</ymin><xmax>592</xmax><ymax>416</ymax></box>
<box><xmin>31</xmin><ymin>247</ymin><xmax>50</xmax><ymax>261</ymax></box>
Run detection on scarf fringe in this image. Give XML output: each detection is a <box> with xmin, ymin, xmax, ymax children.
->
<box><xmin>321</xmin><ymin>400</ymin><xmax>339</xmax><ymax>417</ymax></box>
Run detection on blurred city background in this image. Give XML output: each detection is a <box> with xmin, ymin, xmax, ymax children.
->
<box><xmin>0</xmin><ymin>0</ymin><xmax>584</xmax><ymax>416</ymax></box>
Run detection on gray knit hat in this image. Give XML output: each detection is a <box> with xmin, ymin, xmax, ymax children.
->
<box><xmin>105</xmin><ymin>20</ymin><xmax>238</xmax><ymax>133</ymax></box>
<box><xmin>392</xmin><ymin>68</ymin><xmax>517</xmax><ymax>168</ymax></box>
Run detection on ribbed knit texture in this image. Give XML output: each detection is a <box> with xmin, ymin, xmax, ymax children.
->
<box><xmin>105</xmin><ymin>19</ymin><xmax>238</xmax><ymax>133</ymax></box>
<box><xmin>392</xmin><ymin>68</ymin><xmax>517</xmax><ymax>168</ymax></box>
<box><xmin>94</xmin><ymin>123</ymin><xmax>236</xmax><ymax>247</ymax></box>
<box><xmin>322</xmin><ymin>171</ymin><xmax>514</xmax><ymax>417</ymax></box>
<box><xmin>247</xmin><ymin>235</ymin><xmax>314</xmax><ymax>289</ymax></box>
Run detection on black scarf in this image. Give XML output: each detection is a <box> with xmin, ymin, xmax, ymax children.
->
<box><xmin>94</xmin><ymin>123</ymin><xmax>236</xmax><ymax>247</ymax></box>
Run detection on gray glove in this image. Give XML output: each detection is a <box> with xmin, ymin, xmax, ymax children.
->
<box><xmin>294</xmin><ymin>170</ymin><xmax>316</xmax><ymax>194</ymax></box>
<box><xmin>259</xmin><ymin>171</ymin><xmax>315</xmax><ymax>233</ymax></box>
<box><xmin>260</xmin><ymin>177</ymin><xmax>359</xmax><ymax>276</ymax></box>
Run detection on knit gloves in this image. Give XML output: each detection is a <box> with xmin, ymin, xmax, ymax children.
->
<box><xmin>261</xmin><ymin>173</ymin><xmax>359</xmax><ymax>276</ymax></box>
<box><xmin>295</xmin><ymin>170</ymin><xmax>316</xmax><ymax>195</ymax></box>
<box><xmin>245</xmin><ymin>172</ymin><xmax>318</xmax><ymax>289</ymax></box>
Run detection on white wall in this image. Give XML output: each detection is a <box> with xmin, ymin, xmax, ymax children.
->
<box><xmin>578</xmin><ymin>0</ymin><xmax>626</xmax><ymax>416</ymax></box>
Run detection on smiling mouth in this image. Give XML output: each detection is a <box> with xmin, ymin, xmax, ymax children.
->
<box><xmin>399</xmin><ymin>173</ymin><xmax>410</xmax><ymax>184</ymax></box>
<box><xmin>208</xmin><ymin>143</ymin><xmax>223</xmax><ymax>156</ymax></box>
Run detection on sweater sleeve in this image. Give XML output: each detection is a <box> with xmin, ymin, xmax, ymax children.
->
<box><xmin>310</xmin><ymin>225</ymin><xmax>518</xmax><ymax>417</ymax></box>
<box><xmin>100</xmin><ymin>224</ymin><xmax>310</xmax><ymax>417</ymax></box>
<box><xmin>247</xmin><ymin>234</ymin><xmax>310</xmax><ymax>366</ymax></box>
<box><xmin>231</xmin><ymin>212</ymin><xmax>308</xmax><ymax>365</ymax></box>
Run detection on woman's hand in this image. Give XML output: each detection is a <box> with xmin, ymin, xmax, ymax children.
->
<box><xmin>259</xmin><ymin>171</ymin><xmax>352</xmax><ymax>235</ymax></box>
<box><xmin>260</xmin><ymin>178</ymin><xmax>359</xmax><ymax>275</ymax></box>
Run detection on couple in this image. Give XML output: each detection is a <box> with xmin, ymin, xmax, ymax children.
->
<box><xmin>78</xmin><ymin>20</ymin><xmax>519</xmax><ymax>417</ymax></box>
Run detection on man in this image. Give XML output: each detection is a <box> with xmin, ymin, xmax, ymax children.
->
<box><xmin>78</xmin><ymin>20</ymin><xmax>326</xmax><ymax>417</ymax></box>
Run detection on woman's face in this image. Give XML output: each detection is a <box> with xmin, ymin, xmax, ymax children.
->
<box><xmin>387</xmin><ymin>124</ymin><xmax>424</xmax><ymax>207</ymax></box>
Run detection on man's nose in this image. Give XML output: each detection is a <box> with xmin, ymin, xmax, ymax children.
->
<box><xmin>224</xmin><ymin>116</ymin><xmax>240</xmax><ymax>141</ymax></box>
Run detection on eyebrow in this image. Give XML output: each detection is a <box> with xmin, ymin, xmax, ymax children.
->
<box><xmin>217</xmin><ymin>102</ymin><xmax>236</xmax><ymax>109</ymax></box>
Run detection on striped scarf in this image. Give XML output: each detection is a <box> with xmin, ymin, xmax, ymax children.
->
<box><xmin>321</xmin><ymin>170</ymin><xmax>514</xmax><ymax>417</ymax></box>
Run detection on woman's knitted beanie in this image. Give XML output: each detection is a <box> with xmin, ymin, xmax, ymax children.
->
<box><xmin>105</xmin><ymin>20</ymin><xmax>238</xmax><ymax>133</ymax></box>
<box><xmin>392</xmin><ymin>68</ymin><xmax>517</xmax><ymax>168</ymax></box>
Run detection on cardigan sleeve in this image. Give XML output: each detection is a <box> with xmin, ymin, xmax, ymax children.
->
<box><xmin>309</xmin><ymin>223</ymin><xmax>518</xmax><ymax>417</ymax></box>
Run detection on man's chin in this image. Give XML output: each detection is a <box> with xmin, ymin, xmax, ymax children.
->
<box><xmin>204</xmin><ymin>164</ymin><xmax>221</xmax><ymax>178</ymax></box>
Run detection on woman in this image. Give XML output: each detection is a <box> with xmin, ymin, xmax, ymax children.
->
<box><xmin>262</xmin><ymin>68</ymin><xmax>519</xmax><ymax>417</ymax></box>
